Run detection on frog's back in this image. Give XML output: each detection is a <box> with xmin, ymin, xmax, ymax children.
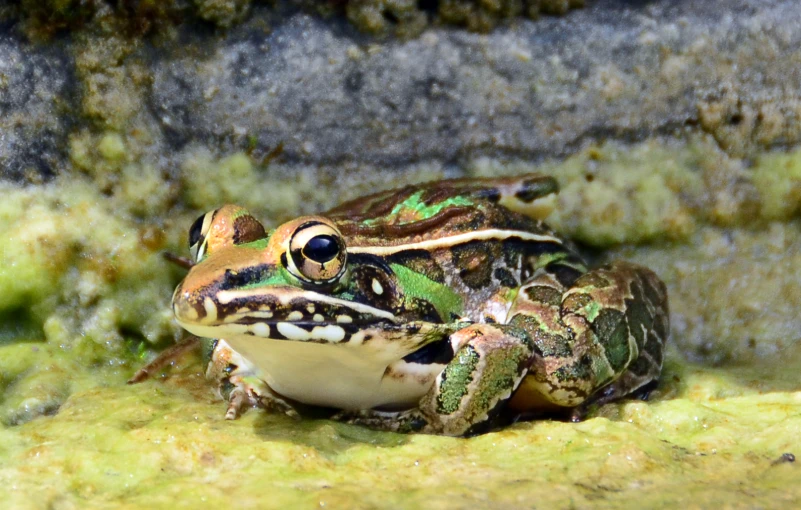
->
<box><xmin>325</xmin><ymin>174</ymin><xmax>582</xmax><ymax>325</ymax></box>
<box><xmin>327</xmin><ymin>174</ymin><xmax>562</xmax><ymax>248</ymax></box>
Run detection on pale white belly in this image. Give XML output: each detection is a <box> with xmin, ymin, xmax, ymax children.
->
<box><xmin>225</xmin><ymin>336</ymin><xmax>439</xmax><ymax>410</ymax></box>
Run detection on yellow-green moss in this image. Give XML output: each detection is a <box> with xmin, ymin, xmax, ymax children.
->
<box><xmin>468</xmin><ymin>139</ymin><xmax>705</xmax><ymax>246</ymax></box>
<box><xmin>194</xmin><ymin>0</ymin><xmax>251</xmax><ymax>28</ymax></box>
<box><xmin>0</xmin><ymin>349</ymin><xmax>799</xmax><ymax>507</ymax></box>
<box><xmin>752</xmin><ymin>147</ymin><xmax>801</xmax><ymax>220</ymax></box>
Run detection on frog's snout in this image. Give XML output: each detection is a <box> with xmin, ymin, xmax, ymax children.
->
<box><xmin>171</xmin><ymin>284</ymin><xmax>206</xmax><ymax>325</ymax></box>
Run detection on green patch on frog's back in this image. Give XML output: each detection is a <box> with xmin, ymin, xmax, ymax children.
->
<box><xmin>364</xmin><ymin>190</ymin><xmax>475</xmax><ymax>225</ymax></box>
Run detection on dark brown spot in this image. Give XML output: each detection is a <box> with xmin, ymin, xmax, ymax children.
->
<box><xmin>233</xmin><ymin>215</ymin><xmax>267</xmax><ymax>244</ymax></box>
<box><xmin>576</xmin><ymin>271</ymin><xmax>611</xmax><ymax>289</ymax></box>
<box><xmin>452</xmin><ymin>240</ymin><xmax>493</xmax><ymax>290</ymax></box>
<box><xmin>591</xmin><ymin>308</ymin><xmax>630</xmax><ymax>373</ymax></box>
<box><xmin>525</xmin><ymin>285</ymin><xmax>561</xmax><ymax>307</ymax></box>
<box><xmin>562</xmin><ymin>292</ymin><xmax>592</xmax><ymax>315</ymax></box>
<box><xmin>476</xmin><ymin>187</ymin><xmax>501</xmax><ymax>203</ymax></box>
<box><xmin>546</xmin><ymin>263</ymin><xmax>583</xmax><ymax>287</ymax></box>
<box><xmin>494</xmin><ymin>267</ymin><xmax>518</xmax><ymax>288</ymax></box>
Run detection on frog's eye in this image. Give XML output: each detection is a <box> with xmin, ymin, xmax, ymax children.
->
<box><xmin>188</xmin><ymin>210</ymin><xmax>216</xmax><ymax>262</ymax></box>
<box><xmin>287</xmin><ymin>221</ymin><xmax>347</xmax><ymax>284</ymax></box>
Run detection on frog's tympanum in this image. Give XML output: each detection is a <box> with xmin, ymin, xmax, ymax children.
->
<box><xmin>171</xmin><ymin>175</ymin><xmax>669</xmax><ymax>436</ymax></box>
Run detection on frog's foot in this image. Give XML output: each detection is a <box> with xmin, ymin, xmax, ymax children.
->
<box><xmin>568</xmin><ymin>378</ymin><xmax>661</xmax><ymax>422</ymax></box>
<box><xmin>331</xmin><ymin>408</ymin><xmax>429</xmax><ymax>434</ymax></box>
<box><xmin>221</xmin><ymin>375</ymin><xmax>299</xmax><ymax>420</ymax></box>
<box><xmin>127</xmin><ymin>336</ymin><xmax>201</xmax><ymax>384</ymax></box>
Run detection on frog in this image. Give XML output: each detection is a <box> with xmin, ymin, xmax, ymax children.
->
<box><xmin>169</xmin><ymin>174</ymin><xmax>669</xmax><ymax>436</ymax></box>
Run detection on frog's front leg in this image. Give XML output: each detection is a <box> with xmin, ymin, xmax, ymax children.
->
<box><xmin>206</xmin><ymin>339</ymin><xmax>298</xmax><ymax>420</ymax></box>
<box><xmin>336</xmin><ymin>323</ymin><xmax>535</xmax><ymax>436</ymax></box>
<box><xmin>508</xmin><ymin>260</ymin><xmax>669</xmax><ymax>412</ymax></box>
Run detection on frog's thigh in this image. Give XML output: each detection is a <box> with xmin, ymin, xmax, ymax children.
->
<box><xmin>509</xmin><ymin>260</ymin><xmax>669</xmax><ymax>409</ymax></box>
<box><xmin>336</xmin><ymin>324</ymin><xmax>534</xmax><ymax>436</ymax></box>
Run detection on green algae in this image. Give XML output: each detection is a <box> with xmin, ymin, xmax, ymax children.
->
<box><xmin>0</xmin><ymin>349</ymin><xmax>799</xmax><ymax>508</ymax></box>
<box><xmin>469</xmin><ymin>136</ymin><xmax>801</xmax><ymax>245</ymax></box>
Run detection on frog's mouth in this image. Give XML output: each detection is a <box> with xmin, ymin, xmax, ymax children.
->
<box><xmin>173</xmin><ymin>285</ymin><xmax>399</xmax><ymax>343</ymax></box>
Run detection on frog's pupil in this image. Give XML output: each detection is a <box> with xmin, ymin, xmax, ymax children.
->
<box><xmin>304</xmin><ymin>235</ymin><xmax>339</xmax><ymax>263</ymax></box>
<box><xmin>188</xmin><ymin>214</ymin><xmax>206</xmax><ymax>249</ymax></box>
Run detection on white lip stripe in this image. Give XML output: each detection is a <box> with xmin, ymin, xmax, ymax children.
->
<box><xmin>215</xmin><ymin>288</ymin><xmax>397</xmax><ymax>321</ymax></box>
<box><xmin>347</xmin><ymin>229</ymin><xmax>561</xmax><ymax>256</ymax></box>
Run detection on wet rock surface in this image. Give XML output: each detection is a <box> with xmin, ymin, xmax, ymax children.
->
<box><xmin>0</xmin><ymin>33</ymin><xmax>74</xmax><ymax>182</ymax></box>
<box><xmin>1</xmin><ymin>0</ymin><xmax>800</xmax><ymax>181</ymax></box>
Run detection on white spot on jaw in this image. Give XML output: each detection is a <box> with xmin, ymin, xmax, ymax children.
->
<box><xmin>307</xmin><ymin>304</ymin><xmax>316</xmax><ymax>314</ymax></box>
<box><xmin>336</xmin><ymin>315</ymin><xmax>353</xmax><ymax>324</ymax></box>
<box><xmin>312</xmin><ymin>325</ymin><xmax>345</xmax><ymax>343</ymax></box>
<box><xmin>287</xmin><ymin>311</ymin><xmax>304</xmax><ymax>321</ymax></box>
<box><xmin>203</xmin><ymin>298</ymin><xmax>218</xmax><ymax>323</ymax></box>
<box><xmin>277</xmin><ymin>322</ymin><xmax>310</xmax><ymax>341</ymax></box>
<box><xmin>275</xmin><ymin>322</ymin><xmax>346</xmax><ymax>343</ymax></box>
<box><xmin>251</xmin><ymin>323</ymin><xmax>270</xmax><ymax>337</ymax></box>
<box><xmin>313</xmin><ymin>314</ymin><xmax>325</xmax><ymax>322</ymax></box>
<box><xmin>372</xmin><ymin>278</ymin><xmax>384</xmax><ymax>295</ymax></box>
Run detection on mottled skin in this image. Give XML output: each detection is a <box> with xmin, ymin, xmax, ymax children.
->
<box><xmin>169</xmin><ymin>175</ymin><xmax>669</xmax><ymax>436</ymax></box>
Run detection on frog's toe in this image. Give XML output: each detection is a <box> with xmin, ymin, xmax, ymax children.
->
<box><xmin>224</xmin><ymin>386</ymin><xmax>249</xmax><ymax>420</ymax></box>
<box><xmin>221</xmin><ymin>375</ymin><xmax>298</xmax><ymax>420</ymax></box>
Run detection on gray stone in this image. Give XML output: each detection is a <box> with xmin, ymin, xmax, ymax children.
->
<box><xmin>153</xmin><ymin>0</ymin><xmax>801</xmax><ymax>166</ymax></box>
<box><xmin>0</xmin><ymin>34</ymin><xmax>74</xmax><ymax>182</ymax></box>
<box><xmin>1</xmin><ymin>0</ymin><xmax>800</xmax><ymax>181</ymax></box>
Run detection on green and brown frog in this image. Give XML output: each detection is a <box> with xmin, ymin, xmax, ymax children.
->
<box><xmin>165</xmin><ymin>174</ymin><xmax>669</xmax><ymax>436</ymax></box>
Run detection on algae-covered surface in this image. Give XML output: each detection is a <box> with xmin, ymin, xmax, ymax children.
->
<box><xmin>1</xmin><ymin>348</ymin><xmax>799</xmax><ymax>508</ymax></box>
<box><xmin>2</xmin><ymin>135</ymin><xmax>801</xmax><ymax>507</ymax></box>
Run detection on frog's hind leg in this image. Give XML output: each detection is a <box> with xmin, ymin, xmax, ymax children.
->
<box><xmin>334</xmin><ymin>324</ymin><xmax>536</xmax><ymax>436</ymax></box>
<box><xmin>510</xmin><ymin>260</ymin><xmax>669</xmax><ymax>413</ymax></box>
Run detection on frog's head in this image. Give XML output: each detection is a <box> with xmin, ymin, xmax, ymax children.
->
<box><xmin>172</xmin><ymin>206</ymin><xmax>459</xmax><ymax>344</ymax></box>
